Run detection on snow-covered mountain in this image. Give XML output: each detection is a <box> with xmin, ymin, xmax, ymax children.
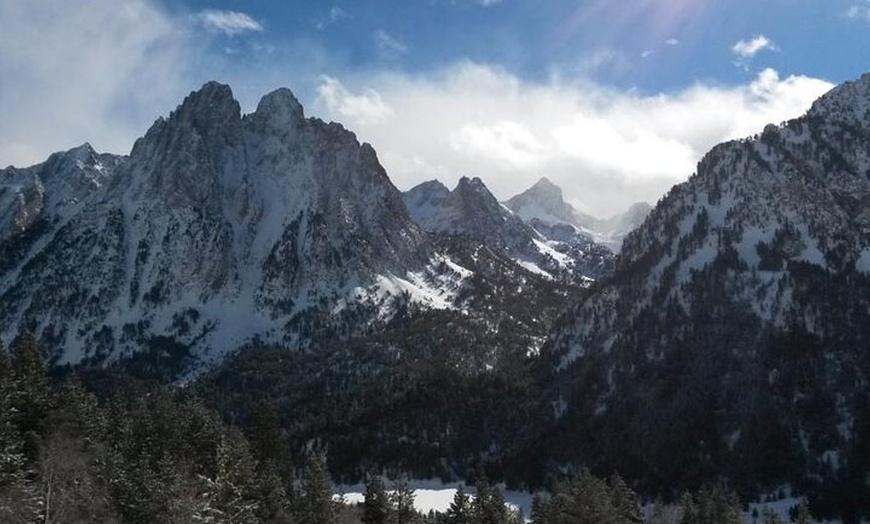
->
<box><xmin>541</xmin><ymin>73</ymin><xmax>870</xmax><ymax>499</ymax></box>
<box><xmin>504</xmin><ymin>177</ymin><xmax>651</xmax><ymax>252</ymax></box>
<box><xmin>0</xmin><ymin>82</ymin><xmax>476</xmax><ymax>368</ymax></box>
<box><xmin>403</xmin><ymin>177</ymin><xmax>613</xmax><ymax>282</ymax></box>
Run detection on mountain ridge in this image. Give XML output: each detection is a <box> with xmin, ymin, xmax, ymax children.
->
<box><xmin>539</xmin><ymin>72</ymin><xmax>870</xmax><ymax>509</ymax></box>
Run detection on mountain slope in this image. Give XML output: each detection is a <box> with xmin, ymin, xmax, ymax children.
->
<box><xmin>542</xmin><ymin>73</ymin><xmax>870</xmax><ymax>511</ymax></box>
<box><xmin>0</xmin><ymin>82</ymin><xmax>469</xmax><ymax>368</ymax></box>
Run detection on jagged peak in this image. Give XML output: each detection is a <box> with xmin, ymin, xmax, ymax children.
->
<box><xmin>253</xmin><ymin>87</ymin><xmax>306</xmax><ymax>127</ymax></box>
<box><xmin>455</xmin><ymin>176</ymin><xmax>490</xmax><ymax>195</ymax></box>
<box><xmin>807</xmin><ymin>72</ymin><xmax>870</xmax><ymax>124</ymax></box>
<box><xmin>168</xmin><ymin>81</ymin><xmax>241</xmax><ymax>127</ymax></box>
<box><xmin>530</xmin><ymin>176</ymin><xmax>560</xmax><ymax>192</ymax></box>
<box><xmin>415</xmin><ymin>179</ymin><xmax>449</xmax><ymax>192</ymax></box>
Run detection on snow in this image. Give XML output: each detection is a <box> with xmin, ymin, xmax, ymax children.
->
<box><xmin>515</xmin><ymin>259</ymin><xmax>552</xmax><ymax>279</ymax></box>
<box><xmin>335</xmin><ymin>480</ymin><xmax>534</xmax><ymax>517</ymax></box>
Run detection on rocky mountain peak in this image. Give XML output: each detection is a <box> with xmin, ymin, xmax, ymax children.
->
<box><xmin>807</xmin><ymin>71</ymin><xmax>870</xmax><ymax>126</ymax></box>
<box><xmin>254</xmin><ymin>87</ymin><xmax>305</xmax><ymax>124</ymax></box>
<box><xmin>504</xmin><ymin>177</ymin><xmax>577</xmax><ymax>226</ymax></box>
<box><xmin>169</xmin><ymin>81</ymin><xmax>241</xmax><ymax>132</ymax></box>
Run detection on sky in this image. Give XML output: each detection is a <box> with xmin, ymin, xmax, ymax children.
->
<box><xmin>0</xmin><ymin>0</ymin><xmax>868</xmax><ymax>217</ymax></box>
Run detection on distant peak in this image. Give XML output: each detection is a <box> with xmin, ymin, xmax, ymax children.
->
<box><xmin>414</xmin><ymin>180</ymin><xmax>450</xmax><ymax>192</ymax></box>
<box><xmin>255</xmin><ymin>87</ymin><xmax>305</xmax><ymax>124</ymax></box>
<box><xmin>532</xmin><ymin>176</ymin><xmax>557</xmax><ymax>189</ymax></box>
<box><xmin>528</xmin><ymin>177</ymin><xmax>564</xmax><ymax>199</ymax></box>
<box><xmin>169</xmin><ymin>81</ymin><xmax>241</xmax><ymax>126</ymax></box>
<box><xmin>187</xmin><ymin>81</ymin><xmax>236</xmax><ymax>108</ymax></box>
<box><xmin>456</xmin><ymin>176</ymin><xmax>488</xmax><ymax>192</ymax></box>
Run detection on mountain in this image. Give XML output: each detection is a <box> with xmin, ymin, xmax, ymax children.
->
<box><xmin>403</xmin><ymin>177</ymin><xmax>613</xmax><ymax>283</ymax></box>
<box><xmin>541</xmin><ymin>73</ymin><xmax>870</xmax><ymax>513</ymax></box>
<box><xmin>0</xmin><ymin>82</ymin><xmax>474</xmax><ymax>369</ymax></box>
<box><xmin>503</xmin><ymin>177</ymin><xmax>582</xmax><ymax>226</ymax></box>
<box><xmin>504</xmin><ymin>177</ymin><xmax>651</xmax><ymax>252</ymax></box>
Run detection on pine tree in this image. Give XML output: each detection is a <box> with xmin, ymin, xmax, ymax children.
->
<box><xmin>390</xmin><ymin>476</ymin><xmax>418</xmax><ymax>524</ymax></box>
<box><xmin>445</xmin><ymin>486</ymin><xmax>472</xmax><ymax>524</ymax></box>
<box><xmin>679</xmin><ymin>492</ymin><xmax>699</xmax><ymax>524</ymax></box>
<box><xmin>471</xmin><ymin>466</ymin><xmax>511</xmax><ymax>524</ymax></box>
<box><xmin>0</xmin><ymin>341</ymin><xmax>42</xmax><ymax>522</ymax></box>
<box><xmin>250</xmin><ymin>399</ymin><xmax>289</xmax><ymax>473</ymax></box>
<box><xmin>296</xmin><ymin>452</ymin><xmax>337</xmax><ymax>524</ymax></box>
<box><xmin>609</xmin><ymin>473</ymin><xmax>643</xmax><ymax>524</ymax></box>
<box><xmin>193</xmin><ymin>433</ymin><xmax>260</xmax><ymax>524</ymax></box>
<box><xmin>9</xmin><ymin>332</ymin><xmax>50</xmax><ymax>444</ymax></box>
<box><xmin>362</xmin><ymin>474</ymin><xmax>391</xmax><ymax>524</ymax></box>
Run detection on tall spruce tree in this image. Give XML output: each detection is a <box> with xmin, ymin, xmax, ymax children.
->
<box><xmin>9</xmin><ymin>332</ymin><xmax>50</xmax><ymax>443</ymax></box>
<box><xmin>609</xmin><ymin>473</ymin><xmax>643</xmax><ymax>524</ymax></box>
<box><xmin>362</xmin><ymin>474</ymin><xmax>391</xmax><ymax>524</ymax></box>
<box><xmin>0</xmin><ymin>341</ymin><xmax>42</xmax><ymax>522</ymax></box>
<box><xmin>390</xmin><ymin>476</ymin><xmax>418</xmax><ymax>524</ymax></box>
<box><xmin>445</xmin><ymin>486</ymin><xmax>472</xmax><ymax>524</ymax></box>
<box><xmin>297</xmin><ymin>452</ymin><xmax>337</xmax><ymax>524</ymax></box>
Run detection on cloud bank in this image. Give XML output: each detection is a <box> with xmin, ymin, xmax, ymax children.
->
<box><xmin>0</xmin><ymin>0</ymin><xmax>836</xmax><ymax>219</ymax></box>
<box><xmin>0</xmin><ymin>0</ymin><xmax>198</xmax><ymax>168</ymax></box>
<box><xmin>315</xmin><ymin>64</ymin><xmax>833</xmax><ymax>216</ymax></box>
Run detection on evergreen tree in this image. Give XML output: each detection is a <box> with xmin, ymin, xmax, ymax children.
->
<box><xmin>552</xmin><ymin>471</ymin><xmax>617</xmax><ymax>524</ymax></box>
<box><xmin>390</xmin><ymin>476</ymin><xmax>418</xmax><ymax>524</ymax></box>
<box><xmin>0</xmin><ymin>341</ymin><xmax>42</xmax><ymax>522</ymax></box>
<box><xmin>445</xmin><ymin>486</ymin><xmax>472</xmax><ymax>524</ymax></box>
<box><xmin>362</xmin><ymin>474</ymin><xmax>391</xmax><ymax>524</ymax></box>
<box><xmin>251</xmin><ymin>399</ymin><xmax>289</xmax><ymax>473</ymax></box>
<box><xmin>679</xmin><ymin>492</ymin><xmax>699</xmax><ymax>524</ymax></box>
<box><xmin>471</xmin><ymin>466</ymin><xmax>519</xmax><ymax>524</ymax></box>
<box><xmin>793</xmin><ymin>501</ymin><xmax>813</xmax><ymax>524</ymax></box>
<box><xmin>194</xmin><ymin>433</ymin><xmax>260</xmax><ymax>524</ymax></box>
<box><xmin>609</xmin><ymin>473</ymin><xmax>643</xmax><ymax>524</ymax></box>
<box><xmin>9</xmin><ymin>332</ymin><xmax>50</xmax><ymax>444</ymax></box>
<box><xmin>297</xmin><ymin>452</ymin><xmax>337</xmax><ymax>524</ymax></box>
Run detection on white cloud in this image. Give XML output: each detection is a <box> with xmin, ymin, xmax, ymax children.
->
<box><xmin>317</xmin><ymin>7</ymin><xmax>351</xmax><ymax>30</ymax></box>
<box><xmin>732</xmin><ymin>35</ymin><xmax>776</xmax><ymax>58</ymax></box>
<box><xmin>665</xmin><ymin>38</ymin><xmax>680</xmax><ymax>46</ymax></box>
<box><xmin>195</xmin><ymin>9</ymin><xmax>263</xmax><ymax>36</ymax></box>
<box><xmin>0</xmin><ymin>0</ymin><xmax>200</xmax><ymax>168</ymax></box>
<box><xmin>317</xmin><ymin>77</ymin><xmax>394</xmax><ymax>125</ymax></box>
<box><xmin>314</xmin><ymin>63</ymin><xmax>833</xmax><ymax>217</ymax></box>
<box><xmin>0</xmin><ymin>0</ymin><xmax>836</xmax><ymax>220</ymax></box>
<box><xmin>451</xmin><ymin>121</ymin><xmax>544</xmax><ymax>169</ymax></box>
<box><xmin>846</xmin><ymin>4</ymin><xmax>870</xmax><ymax>20</ymax></box>
<box><xmin>375</xmin><ymin>30</ymin><xmax>409</xmax><ymax>56</ymax></box>
<box><xmin>465</xmin><ymin>0</ymin><xmax>505</xmax><ymax>5</ymax></box>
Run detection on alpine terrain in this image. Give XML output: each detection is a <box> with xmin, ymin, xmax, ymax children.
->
<box><xmin>542</xmin><ymin>72</ymin><xmax>870</xmax><ymax>517</ymax></box>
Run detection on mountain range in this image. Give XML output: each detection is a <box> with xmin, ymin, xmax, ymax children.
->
<box><xmin>4</xmin><ymin>71</ymin><xmax>870</xmax><ymax>519</ymax></box>
<box><xmin>0</xmin><ymin>81</ymin><xmax>618</xmax><ymax>372</ymax></box>
<box><xmin>504</xmin><ymin>176</ymin><xmax>652</xmax><ymax>252</ymax></box>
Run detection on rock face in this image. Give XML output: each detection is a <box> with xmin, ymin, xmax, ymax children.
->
<box><xmin>0</xmin><ymin>82</ymin><xmax>461</xmax><ymax>368</ymax></box>
<box><xmin>542</xmin><ymin>74</ymin><xmax>870</xmax><ymax>499</ymax></box>
<box><xmin>504</xmin><ymin>177</ymin><xmax>651</xmax><ymax>252</ymax></box>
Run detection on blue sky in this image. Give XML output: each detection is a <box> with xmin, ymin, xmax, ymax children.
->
<box><xmin>1</xmin><ymin>0</ymin><xmax>868</xmax><ymax>215</ymax></box>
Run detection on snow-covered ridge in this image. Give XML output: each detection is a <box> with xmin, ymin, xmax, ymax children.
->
<box><xmin>0</xmin><ymin>81</ymin><xmax>474</xmax><ymax>367</ymax></box>
<box><xmin>540</xmin><ymin>71</ymin><xmax>870</xmax><ymax>495</ymax></box>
